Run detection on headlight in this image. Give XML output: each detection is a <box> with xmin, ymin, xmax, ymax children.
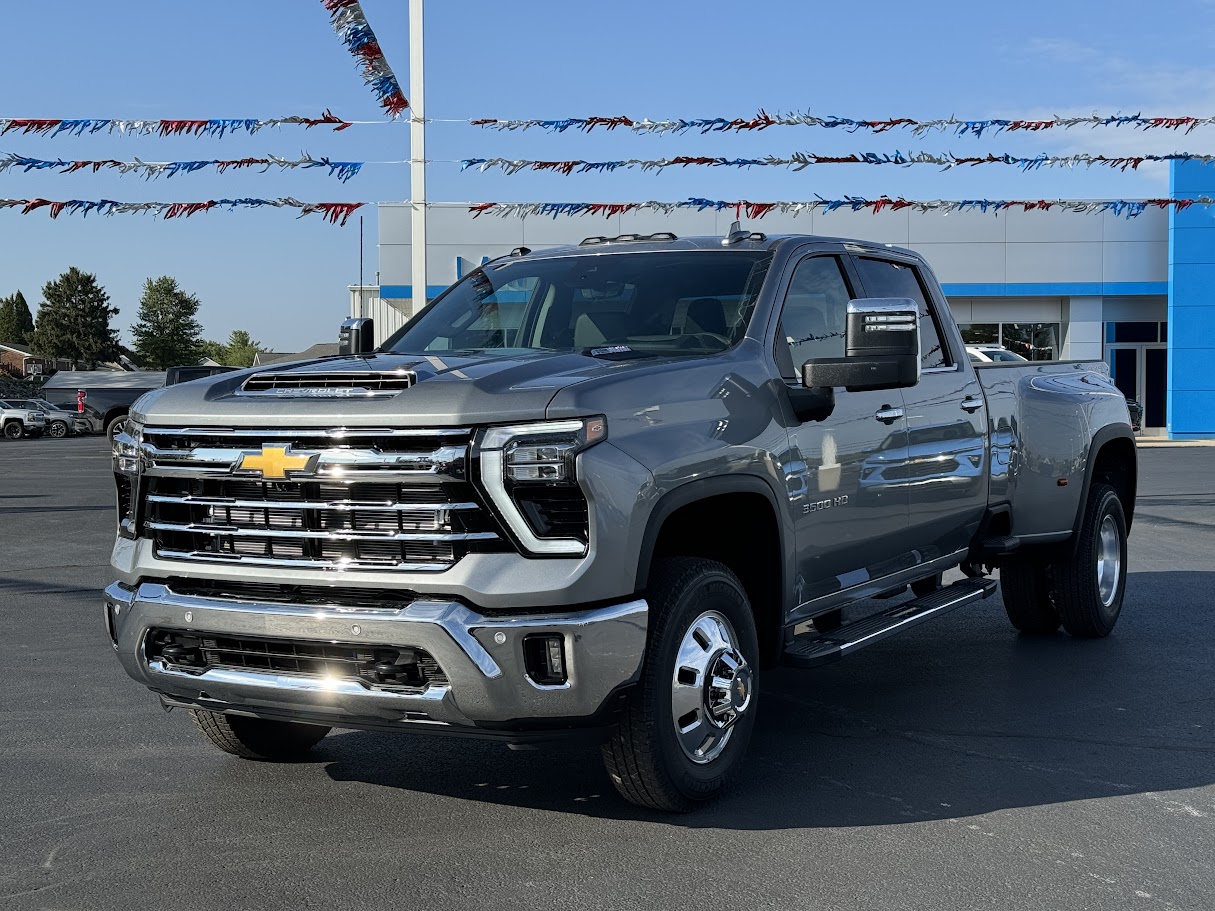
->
<box><xmin>477</xmin><ymin>417</ymin><xmax>606</xmax><ymax>555</ymax></box>
<box><xmin>112</xmin><ymin>420</ymin><xmax>144</xmax><ymax>539</ymax></box>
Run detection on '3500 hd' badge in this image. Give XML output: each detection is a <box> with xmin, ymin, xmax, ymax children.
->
<box><xmin>804</xmin><ymin>495</ymin><xmax>849</xmax><ymax>514</ymax></box>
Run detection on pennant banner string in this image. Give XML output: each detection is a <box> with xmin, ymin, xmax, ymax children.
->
<box><xmin>3</xmin><ymin>196</ymin><xmax>1210</xmax><ymax>224</ymax></box>
<box><xmin>0</xmin><ymin>112</ymin><xmax>373</xmax><ymax>138</ymax></box>
<box><xmin>467</xmin><ymin>111</ymin><xmax>1215</xmax><ymax>137</ymax></box>
<box><xmin>467</xmin><ymin>196</ymin><xmax>1215</xmax><ymax>220</ymax></box>
<box><xmin>462</xmin><ymin>151</ymin><xmax>1215</xmax><ymax>175</ymax></box>
<box><xmin>0</xmin><ymin>152</ymin><xmax>382</xmax><ymax>182</ymax></box>
<box><xmin>322</xmin><ymin>0</ymin><xmax>407</xmax><ymax>118</ymax></box>
<box><xmin>0</xmin><ymin>197</ymin><xmax>365</xmax><ymax>225</ymax></box>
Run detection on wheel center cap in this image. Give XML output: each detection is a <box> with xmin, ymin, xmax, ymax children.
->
<box><xmin>730</xmin><ymin>667</ymin><xmax>752</xmax><ymax>711</ymax></box>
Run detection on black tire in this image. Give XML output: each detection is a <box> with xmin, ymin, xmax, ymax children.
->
<box><xmin>1052</xmin><ymin>484</ymin><xmax>1127</xmax><ymax>638</ymax></box>
<box><xmin>910</xmin><ymin>573</ymin><xmax>943</xmax><ymax>598</ymax></box>
<box><xmin>813</xmin><ymin>609</ymin><xmax>843</xmax><ymax>633</ymax></box>
<box><xmin>105</xmin><ymin>414</ymin><xmax>127</xmax><ymax>443</ymax></box>
<box><xmin>3</xmin><ymin>421</ymin><xmax>23</xmax><ymax>440</ymax></box>
<box><xmin>190</xmin><ymin>710</ymin><xmax>330</xmax><ymax>760</ymax></box>
<box><xmin>1000</xmin><ymin>559</ymin><xmax>1061</xmax><ymax>634</ymax></box>
<box><xmin>47</xmin><ymin>420</ymin><xmax>68</xmax><ymax>438</ymax></box>
<box><xmin>602</xmin><ymin>557</ymin><xmax>759</xmax><ymax>812</ymax></box>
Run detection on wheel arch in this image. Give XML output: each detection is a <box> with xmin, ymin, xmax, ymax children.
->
<box><xmin>635</xmin><ymin>475</ymin><xmax>792</xmax><ymax>668</ymax></box>
<box><xmin>1073</xmin><ymin>425</ymin><xmax>1137</xmax><ymax>547</ymax></box>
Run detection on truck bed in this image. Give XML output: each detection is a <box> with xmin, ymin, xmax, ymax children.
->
<box><xmin>974</xmin><ymin>359</ymin><xmax>1129</xmax><ymax>540</ymax></box>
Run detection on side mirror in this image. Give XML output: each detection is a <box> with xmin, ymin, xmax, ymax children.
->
<box><xmin>339</xmin><ymin>317</ymin><xmax>374</xmax><ymax>355</ymax></box>
<box><xmin>802</xmin><ymin>297</ymin><xmax>921</xmax><ymax>392</ymax></box>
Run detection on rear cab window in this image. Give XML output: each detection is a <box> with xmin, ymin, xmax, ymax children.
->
<box><xmin>852</xmin><ymin>257</ymin><xmax>952</xmax><ymax>370</ymax></box>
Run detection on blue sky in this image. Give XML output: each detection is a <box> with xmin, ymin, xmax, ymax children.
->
<box><xmin>3</xmin><ymin>0</ymin><xmax>1214</xmax><ymax>351</ymax></box>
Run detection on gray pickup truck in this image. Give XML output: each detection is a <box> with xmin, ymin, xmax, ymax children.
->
<box><xmin>105</xmin><ymin>231</ymin><xmax>1136</xmax><ymax>811</ymax></box>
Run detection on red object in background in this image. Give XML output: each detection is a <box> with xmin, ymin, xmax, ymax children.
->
<box><xmin>77</xmin><ymin>390</ymin><xmax>85</xmax><ymax>413</ymax></box>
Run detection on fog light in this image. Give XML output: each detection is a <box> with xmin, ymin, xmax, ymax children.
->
<box><xmin>523</xmin><ymin>634</ymin><xmax>567</xmax><ymax>686</ymax></box>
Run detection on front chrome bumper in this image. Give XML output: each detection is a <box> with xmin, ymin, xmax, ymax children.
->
<box><xmin>104</xmin><ymin>581</ymin><xmax>648</xmax><ymax>734</ymax></box>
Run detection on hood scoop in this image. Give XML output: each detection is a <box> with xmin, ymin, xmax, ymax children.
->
<box><xmin>241</xmin><ymin>369</ymin><xmax>416</xmax><ymax>397</ymax></box>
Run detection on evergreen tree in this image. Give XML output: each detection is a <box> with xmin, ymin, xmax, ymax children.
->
<box><xmin>130</xmin><ymin>276</ymin><xmax>204</xmax><ymax>369</ymax></box>
<box><xmin>224</xmin><ymin>329</ymin><xmax>265</xmax><ymax>367</ymax></box>
<box><xmin>30</xmin><ymin>268</ymin><xmax>120</xmax><ymax>368</ymax></box>
<box><xmin>0</xmin><ymin>291</ymin><xmax>35</xmax><ymax>344</ymax></box>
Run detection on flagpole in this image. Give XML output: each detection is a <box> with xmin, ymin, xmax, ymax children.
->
<box><xmin>409</xmin><ymin>0</ymin><xmax>427</xmax><ymax>315</ymax></box>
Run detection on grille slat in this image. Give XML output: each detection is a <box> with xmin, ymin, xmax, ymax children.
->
<box><xmin>140</xmin><ymin>427</ymin><xmax>506</xmax><ymax>572</ymax></box>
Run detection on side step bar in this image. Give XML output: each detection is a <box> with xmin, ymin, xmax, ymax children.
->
<box><xmin>783</xmin><ymin>577</ymin><xmax>998</xmax><ymax>668</ymax></box>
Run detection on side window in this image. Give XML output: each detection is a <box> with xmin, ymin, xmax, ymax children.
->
<box><xmin>853</xmin><ymin>258</ymin><xmax>951</xmax><ymax>369</ymax></box>
<box><xmin>776</xmin><ymin>256</ymin><xmax>852</xmax><ymax>379</ymax></box>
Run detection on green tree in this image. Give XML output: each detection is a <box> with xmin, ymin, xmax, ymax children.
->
<box><xmin>199</xmin><ymin>339</ymin><xmax>228</xmax><ymax>363</ymax></box>
<box><xmin>0</xmin><ymin>290</ymin><xmax>35</xmax><ymax>344</ymax></box>
<box><xmin>130</xmin><ymin>276</ymin><xmax>204</xmax><ymax>369</ymax></box>
<box><xmin>223</xmin><ymin>329</ymin><xmax>265</xmax><ymax>367</ymax></box>
<box><xmin>30</xmin><ymin>268</ymin><xmax>120</xmax><ymax>369</ymax></box>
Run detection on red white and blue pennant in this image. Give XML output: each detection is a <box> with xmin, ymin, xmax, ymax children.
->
<box><xmin>0</xmin><ymin>197</ymin><xmax>364</xmax><ymax>224</ymax></box>
<box><xmin>322</xmin><ymin>0</ymin><xmax>407</xmax><ymax>117</ymax></box>
<box><xmin>469</xmin><ymin>111</ymin><xmax>1215</xmax><ymax>136</ymax></box>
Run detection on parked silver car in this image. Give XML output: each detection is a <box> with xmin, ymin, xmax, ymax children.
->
<box><xmin>4</xmin><ymin>398</ymin><xmax>89</xmax><ymax>437</ymax></box>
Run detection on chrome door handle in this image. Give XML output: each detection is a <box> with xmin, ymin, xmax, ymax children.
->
<box><xmin>961</xmin><ymin>398</ymin><xmax>983</xmax><ymax>413</ymax></box>
<box><xmin>875</xmin><ymin>406</ymin><xmax>904</xmax><ymax>424</ymax></box>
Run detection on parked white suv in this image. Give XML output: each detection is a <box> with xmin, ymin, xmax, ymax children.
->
<box><xmin>966</xmin><ymin>344</ymin><xmax>1029</xmax><ymax>363</ymax></box>
<box><xmin>0</xmin><ymin>400</ymin><xmax>48</xmax><ymax>439</ymax></box>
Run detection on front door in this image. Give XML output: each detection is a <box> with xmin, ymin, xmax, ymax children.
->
<box><xmin>776</xmin><ymin>252</ymin><xmax>911</xmax><ymax>607</ymax></box>
<box><xmin>1107</xmin><ymin>343</ymin><xmax>1167</xmax><ymax>430</ymax></box>
<box><xmin>851</xmin><ymin>255</ymin><xmax>989</xmax><ymax>563</ymax></box>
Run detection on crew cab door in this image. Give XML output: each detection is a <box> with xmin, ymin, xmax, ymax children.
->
<box><xmin>775</xmin><ymin>251</ymin><xmax>911</xmax><ymax>605</ymax></box>
<box><xmin>850</xmin><ymin>255</ymin><xmax>988</xmax><ymax>562</ymax></box>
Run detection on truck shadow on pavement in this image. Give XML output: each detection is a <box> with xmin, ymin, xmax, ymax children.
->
<box><xmin>320</xmin><ymin>571</ymin><xmax>1214</xmax><ymax>827</ymax></box>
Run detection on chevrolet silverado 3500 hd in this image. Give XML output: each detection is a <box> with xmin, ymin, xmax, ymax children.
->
<box><xmin>105</xmin><ymin>231</ymin><xmax>1136</xmax><ymax>811</ymax></box>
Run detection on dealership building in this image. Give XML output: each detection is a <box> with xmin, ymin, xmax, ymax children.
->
<box><xmin>355</xmin><ymin>160</ymin><xmax>1215</xmax><ymax>439</ymax></box>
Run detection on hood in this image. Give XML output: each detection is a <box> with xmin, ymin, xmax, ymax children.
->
<box><xmin>131</xmin><ymin>351</ymin><xmax>666</xmax><ymax>428</ymax></box>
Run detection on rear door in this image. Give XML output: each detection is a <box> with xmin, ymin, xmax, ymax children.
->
<box><xmin>775</xmin><ymin>250</ymin><xmax>911</xmax><ymax>605</ymax></box>
<box><xmin>851</xmin><ymin>255</ymin><xmax>988</xmax><ymax>563</ymax></box>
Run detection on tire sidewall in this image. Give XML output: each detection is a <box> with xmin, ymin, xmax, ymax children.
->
<box><xmin>4</xmin><ymin>421</ymin><xmax>23</xmax><ymax>439</ymax></box>
<box><xmin>648</xmin><ymin>566</ymin><xmax>759</xmax><ymax>794</ymax></box>
<box><xmin>1089</xmin><ymin>488</ymin><xmax>1128</xmax><ymax>628</ymax></box>
<box><xmin>49</xmin><ymin>421</ymin><xmax>67</xmax><ymax>438</ymax></box>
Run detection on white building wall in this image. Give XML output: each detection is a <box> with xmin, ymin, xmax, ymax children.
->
<box><xmin>379</xmin><ymin>203</ymin><xmax>1169</xmax><ymax>293</ymax></box>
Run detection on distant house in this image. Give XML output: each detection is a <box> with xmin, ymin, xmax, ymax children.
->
<box><xmin>253</xmin><ymin>343</ymin><xmax>341</xmax><ymax>367</ymax></box>
<box><xmin>0</xmin><ymin>341</ymin><xmax>72</xmax><ymax>379</ymax></box>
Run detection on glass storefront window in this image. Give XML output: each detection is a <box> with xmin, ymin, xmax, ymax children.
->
<box><xmin>1105</xmin><ymin>322</ymin><xmax>1160</xmax><ymax>343</ymax></box>
<box><xmin>1002</xmin><ymin>323</ymin><xmax>1059</xmax><ymax>361</ymax></box>
<box><xmin>957</xmin><ymin>322</ymin><xmax>1059</xmax><ymax>360</ymax></box>
<box><xmin>959</xmin><ymin>323</ymin><xmax>999</xmax><ymax>345</ymax></box>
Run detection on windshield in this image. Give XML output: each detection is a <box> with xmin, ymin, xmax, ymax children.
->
<box><xmin>382</xmin><ymin>250</ymin><xmax>775</xmax><ymax>358</ymax></box>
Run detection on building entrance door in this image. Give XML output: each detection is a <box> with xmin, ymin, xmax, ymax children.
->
<box><xmin>1106</xmin><ymin>343</ymin><xmax>1167</xmax><ymax>431</ymax></box>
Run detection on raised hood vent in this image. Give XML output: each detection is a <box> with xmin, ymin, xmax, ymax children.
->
<box><xmin>242</xmin><ymin>370</ymin><xmax>416</xmax><ymax>397</ymax></box>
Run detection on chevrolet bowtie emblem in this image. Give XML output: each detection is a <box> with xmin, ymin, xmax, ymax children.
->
<box><xmin>238</xmin><ymin>445</ymin><xmax>313</xmax><ymax>479</ymax></box>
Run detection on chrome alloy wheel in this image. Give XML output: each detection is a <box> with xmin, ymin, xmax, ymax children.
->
<box><xmin>671</xmin><ymin>610</ymin><xmax>753</xmax><ymax>765</ymax></box>
<box><xmin>1096</xmin><ymin>514</ymin><xmax>1122</xmax><ymax>608</ymax></box>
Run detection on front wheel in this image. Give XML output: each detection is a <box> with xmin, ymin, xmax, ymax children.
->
<box><xmin>47</xmin><ymin>420</ymin><xmax>68</xmax><ymax>438</ymax></box>
<box><xmin>3</xmin><ymin>421</ymin><xmax>23</xmax><ymax>440</ymax></box>
<box><xmin>190</xmin><ymin>710</ymin><xmax>330</xmax><ymax>760</ymax></box>
<box><xmin>603</xmin><ymin>557</ymin><xmax>759</xmax><ymax>812</ymax></box>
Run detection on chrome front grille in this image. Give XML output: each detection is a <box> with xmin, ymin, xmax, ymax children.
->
<box><xmin>137</xmin><ymin>427</ymin><xmax>506</xmax><ymax>572</ymax></box>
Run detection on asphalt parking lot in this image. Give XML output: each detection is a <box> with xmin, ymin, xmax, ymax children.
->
<box><xmin>2</xmin><ymin>435</ymin><xmax>1213</xmax><ymax>911</ymax></box>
